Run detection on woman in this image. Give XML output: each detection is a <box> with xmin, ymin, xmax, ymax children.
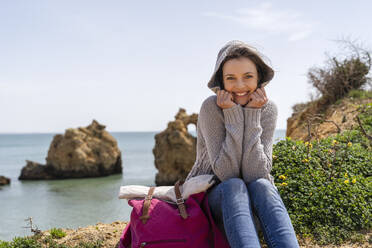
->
<box><xmin>185</xmin><ymin>40</ymin><xmax>300</xmax><ymax>248</ymax></box>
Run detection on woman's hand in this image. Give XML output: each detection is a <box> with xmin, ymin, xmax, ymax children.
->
<box><xmin>217</xmin><ymin>89</ymin><xmax>236</xmax><ymax>109</ymax></box>
<box><xmin>244</xmin><ymin>87</ymin><xmax>268</xmax><ymax>109</ymax></box>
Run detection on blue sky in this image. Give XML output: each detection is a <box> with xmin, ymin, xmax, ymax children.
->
<box><xmin>1</xmin><ymin>0</ymin><xmax>371</xmax><ymax>133</ymax></box>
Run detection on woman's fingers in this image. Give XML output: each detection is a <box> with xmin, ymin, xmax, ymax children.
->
<box><xmin>256</xmin><ymin>88</ymin><xmax>266</xmax><ymax>100</ymax></box>
<box><xmin>251</xmin><ymin>91</ymin><xmax>260</xmax><ymax>100</ymax></box>
<box><xmin>222</xmin><ymin>90</ymin><xmax>230</xmax><ymax>103</ymax></box>
<box><xmin>217</xmin><ymin>90</ymin><xmax>222</xmax><ymax>106</ymax></box>
<box><xmin>217</xmin><ymin>90</ymin><xmax>229</xmax><ymax>106</ymax></box>
<box><xmin>260</xmin><ymin>87</ymin><xmax>267</xmax><ymax>98</ymax></box>
<box><xmin>252</xmin><ymin>89</ymin><xmax>267</xmax><ymax>102</ymax></box>
<box><xmin>221</xmin><ymin>90</ymin><xmax>225</xmax><ymax>103</ymax></box>
<box><xmin>245</xmin><ymin>87</ymin><xmax>268</xmax><ymax>108</ymax></box>
<box><xmin>226</xmin><ymin>91</ymin><xmax>233</xmax><ymax>102</ymax></box>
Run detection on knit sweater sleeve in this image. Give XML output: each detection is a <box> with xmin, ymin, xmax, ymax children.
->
<box><xmin>198</xmin><ymin>96</ymin><xmax>244</xmax><ymax>182</ymax></box>
<box><xmin>241</xmin><ymin>100</ymin><xmax>278</xmax><ymax>183</ymax></box>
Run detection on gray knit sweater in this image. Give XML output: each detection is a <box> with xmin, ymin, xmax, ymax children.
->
<box><xmin>185</xmin><ymin>94</ymin><xmax>278</xmax><ymax>191</ymax></box>
<box><xmin>185</xmin><ymin>40</ymin><xmax>278</xmax><ymax>232</ymax></box>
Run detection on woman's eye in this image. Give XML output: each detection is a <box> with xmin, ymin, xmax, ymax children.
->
<box><xmin>226</xmin><ymin>76</ymin><xmax>252</xmax><ymax>80</ymax></box>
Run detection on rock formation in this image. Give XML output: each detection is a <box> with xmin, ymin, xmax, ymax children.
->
<box><xmin>286</xmin><ymin>95</ymin><xmax>371</xmax><ymax>141</ymax></box>
<box><xmin>19</xmin><ymin>120</ymin><xmax>122</xmax><ymax>180</ymax></box>
<box><xmin>0</xmin><ymin>175</ymin><xmax>11</xmax><ymax>186</ymax></box>
<box><xmin>153</xmin><ymin>108</ymin><xmax>198</xmax><ymax>186</ymax></box>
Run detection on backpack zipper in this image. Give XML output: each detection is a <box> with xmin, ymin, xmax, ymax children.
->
<box><xmin>140</xmin><ymin>238</ymin><xmax>187</xmax><ymax>247</ymax></box>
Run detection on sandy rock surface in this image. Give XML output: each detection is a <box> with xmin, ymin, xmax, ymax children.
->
<box><xmin>0</xmin><ymin>175</ymin><xmax>11</xmax><ymax>185</ymax></box>
<box><xmin>286</xmin><ymin>97</ymin><xmax>371</xmax><ymax>141</ymax></box>
<box><xmin>19</xmin><ymin>119</ymin><xmax>122</xmax><ymax>180</ymax></box>
<box><xmin>153</xmin><ymin>108</ymin><xmax>198</xmax><ymax>186</ymax></box>
<box><xmin>40</xmin><ymin>221</ymin><xmax>128</xmax><ymax>248</ymax></box>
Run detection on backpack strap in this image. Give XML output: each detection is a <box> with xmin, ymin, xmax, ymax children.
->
<box><xmin>139</xmin><ymin>186</ymin><xmax>155</xmax><ymax>224</ymax></box>
<box><xmin>175</xmin><ymin>179</ymin><xmax>189</xmax><ymax>219</ymax></box>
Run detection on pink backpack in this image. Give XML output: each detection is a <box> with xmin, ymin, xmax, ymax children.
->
<box><xmin>118</xmin><ymin>179</ymin><xmax>230</xmax><ymax>248</ymax></box>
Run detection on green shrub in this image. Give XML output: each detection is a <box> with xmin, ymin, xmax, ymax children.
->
<box><xmin>75</xmin><ymin>240</ymin><xmax>103</xmax><ymax>248</ymax></box>
<box><xmin>0</xmin><ymin>241</ymin><xmax>10</xmax><ymax>248</ymax></box>
<box><xmin>348</xmin><ymin>89</ymin><xmax>372</xmax><ymax>99</ymax></box>
<box><xmin>307</xmin><ymin>39</ymin><xmax>371</xmax><ymax>108</ymax></box>
<box><xmin>272</xmin><ymin>103</ymin><xmax>371</xmax><ymax>245</ymax></box>
<box><xmin>41</xmin><ymin>235</ymin><xmax>69</xmax><ymax>248</ymax></box>
<box><xmin>40</xmin><ymin>235</ymin><xmax>102</xmax><ymax>248</ymax></box>
<box><xmin>0</xmin><ymin>236</ymin><xmax>41</xmax><ymax>248</ymax></box>
<box><xmin>49</xmin><ymin>228</ymin><xmax>67</xmax><ymax>239</ymax></box>
<box><xmin>0</xmin><ymin>233</ymin><xmax>103</xmax><ymax>248</ymax></box>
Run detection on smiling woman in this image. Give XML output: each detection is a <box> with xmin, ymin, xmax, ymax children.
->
<box><xmin>185</xmin><ymin>40</ymin><xmax>300</xmax><ymax>248</ymax></box>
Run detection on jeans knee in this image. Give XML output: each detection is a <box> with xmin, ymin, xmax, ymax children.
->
<box><xmin>247</xmin><ymin>178</ymin><xmax>280</xmax><ymax>203</ymax></box>
<box><xmin>221</xmin><ymin>177</ymin><xmax>245</xmax><ymax>186</ymax></box>
<box><xmin>220</xmin><ymin>177</ymin><xmax>247</xmax><ymax>194</ymax></box>
<box><xmin>247</xmin><ymin>178</ymin><xmax>275</xmax><ymax>193</ymax></box>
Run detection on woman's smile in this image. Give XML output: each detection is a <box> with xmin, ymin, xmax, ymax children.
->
<box><xmin>232</xmin><ymin>90</ymin><xmax>254</xmax><ymax>99</ymax></box>
<box><xmin>230</xmin><ymin>91</ymin><xmax>253</xmax><ymax>106</ymax></box>
<box><xmin>233</xmin><ymin>91</ymin><xmax>249</xmax><ymax>97</ymax></box>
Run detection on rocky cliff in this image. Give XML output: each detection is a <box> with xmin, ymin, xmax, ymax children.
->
<box><xmin>286</xmin><ymin>91</ymin><xmax>371</xmax><ymax>141</ymax></box>
<box><xmin>153</xmin><ymin>108</ymin><xmax>198</xmax><ymax>186</ymax></box>
<box><xmin>19</xmin><ymin>120</ymin><xmax>122</xmax><ymax>180</ymax></box>
<box><xmin>0</xmin><ymin>175</ymin><xmax>10</xmax><ymax>186</ymax></box>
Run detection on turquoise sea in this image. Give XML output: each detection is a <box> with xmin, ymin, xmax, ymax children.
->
<box><xmin>0</xmin><ymin>130</ymin><xmax>286</xmax><ymax>241</ymax></box>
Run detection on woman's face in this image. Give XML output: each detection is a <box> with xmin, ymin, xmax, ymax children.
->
<box><xmin>222</xmin><ymin>57</ymin><xmax>258</xmax><ymax>106</ymax></box>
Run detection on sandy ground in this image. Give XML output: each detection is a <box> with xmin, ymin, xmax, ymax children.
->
<box><xmin>40</xmin><ymin>221</ymin><xmax>128</xmax><ymax>248</ymax></box>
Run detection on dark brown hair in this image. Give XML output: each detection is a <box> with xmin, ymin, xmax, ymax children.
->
<box><xmin>215</xmin><ymin>47</ymin><xmax>272</xmax><ymax>90</ymax></box>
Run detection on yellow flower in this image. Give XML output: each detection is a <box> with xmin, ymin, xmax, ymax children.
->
<box><xmin>332</xmin><ymin>139</ymin><xmax>338</xmax><ymax>146</ymax></box>
<box><xmin>302</xmin><ymin>158</ymin><xmax>309</xmax><ymax>163</ymax></box>
<box><xmin>347</xmin><ymin>142</ymin><xmax>352</xmax><ymax>147</ymax></box>
<box><xmin>344</xmin><ymin>179</ymin><xmax>349</xmax><ymax>184</ymax></box>
<box><xmin>304</xmin><ymin>141</ymin><xmax>313</xmax><ymax>149</ymax></box>
<box><xmin>309</xmin><ymin>192</ymin><xmax>312</xmax><ymax>196</ymax></box>
<box><xmin>281</xmin><ymin>182</ymin><xmax>288</xmax><ymax>186</ymax></box>
<box><xmin>344</xmin><ymin>172</ymin><xmax>348</xmax><ymax>178</ymax></box>
<box><xmin>279</xmin><ymin>175</ymin><xmax>286</xmax><ymax>180</ymax></box>
<box><xmin>352</xmin><ymin>178</ymin><xmax>356</xmax><ymax>184</ymax></box>
<box><xmin>272</xmin><ymin>155</ymin><xmax>278</xmax><ymax>160</ymax></box>
<box><xmin>327</xmin><ymin>163</ymin><xmax>332</xmax><ymax>168</ymax></box>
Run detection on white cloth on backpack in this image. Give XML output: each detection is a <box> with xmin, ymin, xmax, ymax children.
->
<box><xmin>118</xmin><ymin>174</ymin><xmax>218</xmax><ymax>204</ymax></box>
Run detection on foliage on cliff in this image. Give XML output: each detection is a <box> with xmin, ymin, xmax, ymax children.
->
<box><xmin>272</xmin><ymin>102</ymin><xmax>371</xmax><ymax>245</ymax></box>
<box><xmin>305</xmin><ymin>38</ymin><xmax>371</xmax><ymax>112</ymax></box>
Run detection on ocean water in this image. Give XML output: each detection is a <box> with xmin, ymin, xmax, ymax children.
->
<box><xmin>0</xmin><ymin>130</ymin><xmax>286</xmax><ymax>241</ymax></box>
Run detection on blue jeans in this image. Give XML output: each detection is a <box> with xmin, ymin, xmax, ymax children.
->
<box><xmin>207</xmin><ymin>177</ymin><xmax>300</xmax><ymax>248</ymax></box>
